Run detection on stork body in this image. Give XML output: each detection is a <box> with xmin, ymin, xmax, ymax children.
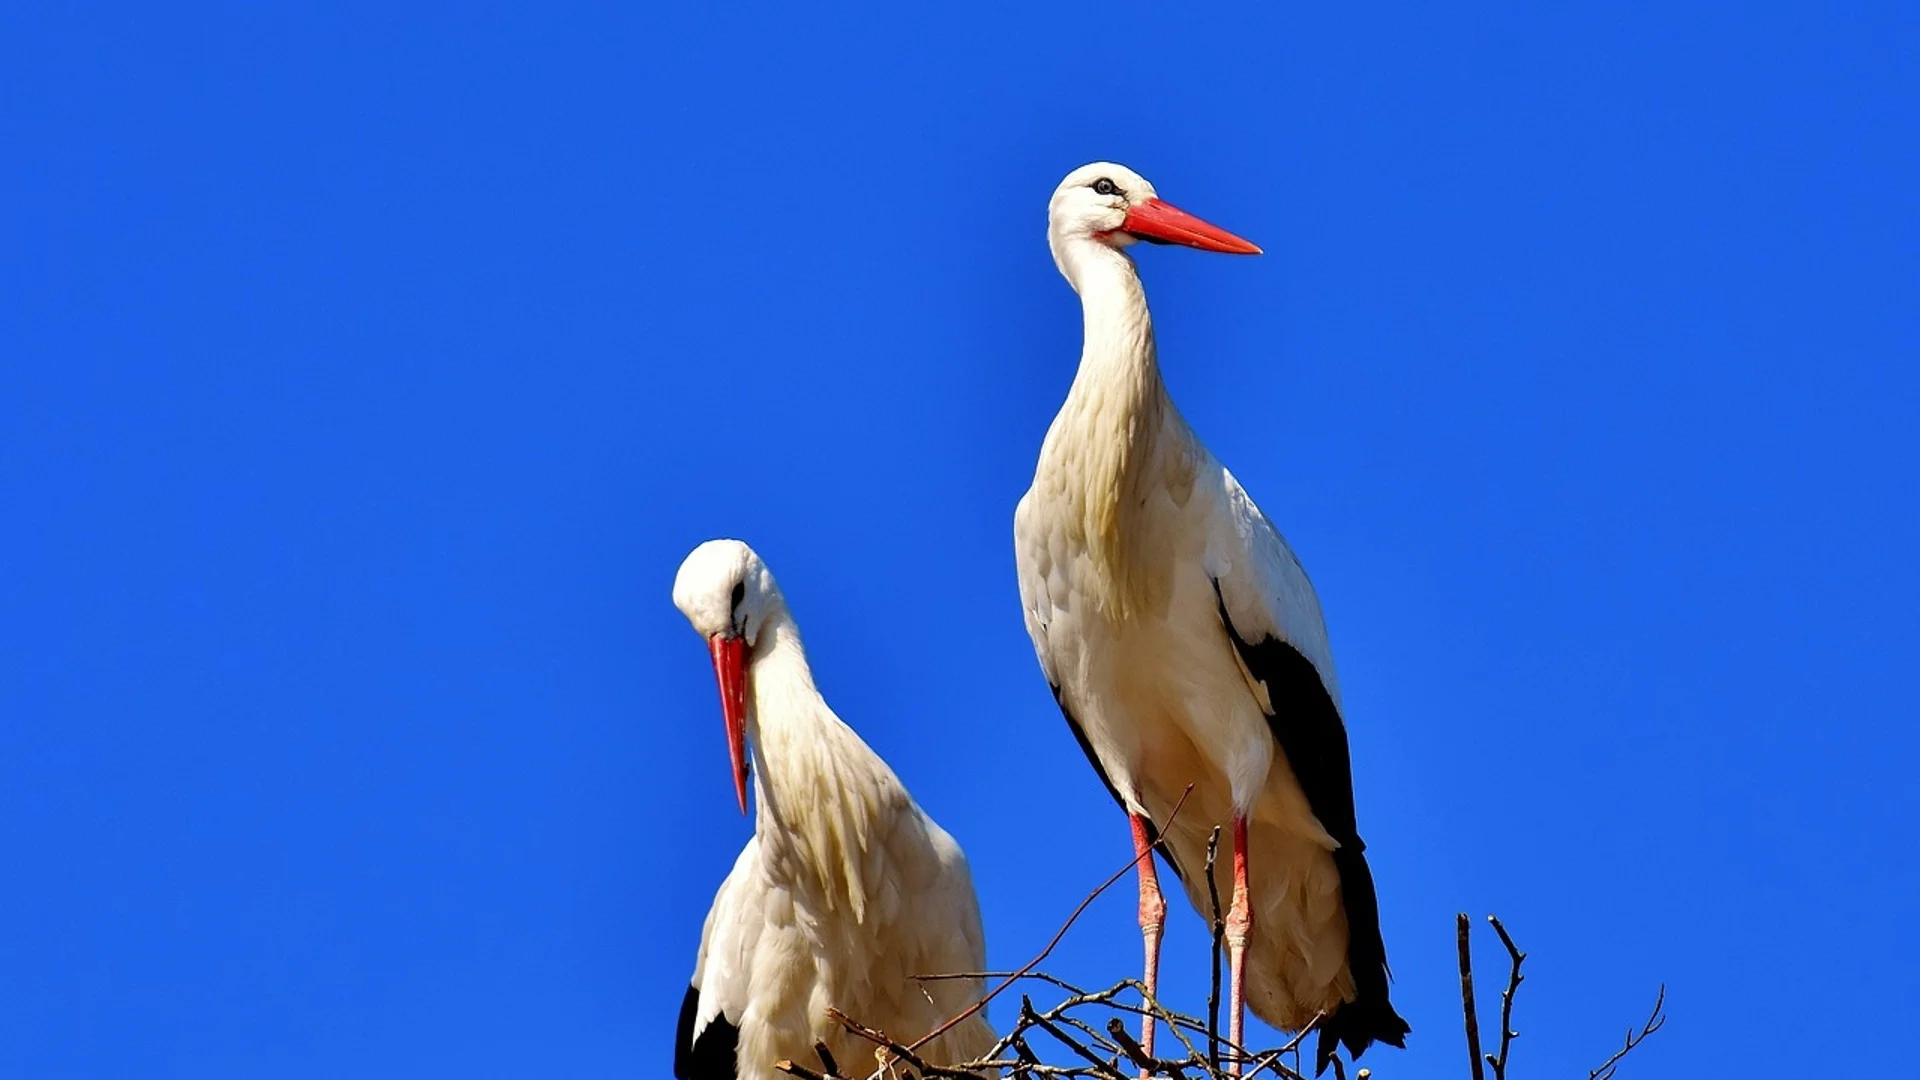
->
<box><xmin>1013</xmin><ymin>165</ymin><xmax>1408</xmax><ymax>1073</ymax></box>
<box><xmin>672</xmin><ymin>540</ymin><xmax>995</xmax><ymax>1080</ymax></box>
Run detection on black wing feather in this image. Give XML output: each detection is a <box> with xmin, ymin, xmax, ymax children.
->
<box><xmin>674</xmin><ymin>982</ymin><xmax>739</xmax><ymax>1080</ymax></box>
<box><xmin>1211</xmin><ymin>581</ymin><xmax>1410</xmax><ymax>1073</ymax></box>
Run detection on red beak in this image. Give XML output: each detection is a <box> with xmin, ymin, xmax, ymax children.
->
<box><xmin>1121</xmin><ymin>198</ymin><xmax>1263</xmax><ymax>255</ymax></box>
<box><xmin>707</xmin><ymin>634</ymin><xmax>750</xmax><ymax>814</ymax></box>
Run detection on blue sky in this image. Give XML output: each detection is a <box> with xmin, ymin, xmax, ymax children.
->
<box><xmin>4</xmin><ymin>3</ymin><xmax>1916</xmax><ymax>1077</ymax></box>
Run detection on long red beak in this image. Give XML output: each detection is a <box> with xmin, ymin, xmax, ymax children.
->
<box><xmin>1122</xmin><ymin>198</ymin><xmax>1263</xmax><ymax>255</ymax></box>
<box><xmin>707</xmin><ymin>634</ymin><xmax>749</xmax><ymax>814</ymax></box>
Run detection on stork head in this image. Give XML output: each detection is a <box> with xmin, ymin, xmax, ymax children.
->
<box><xmin>673</xmin><ymin>538</ymin><xmax>783</xmax><ymax>814</ymax></box>
<box><xmin>1047</xmin><ymin>162</ymin><xmax>1262</xmax><ymax>267</ymax></box>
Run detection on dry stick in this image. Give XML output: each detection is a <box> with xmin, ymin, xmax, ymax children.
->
<box><xmin>775</xmin><ymin>1061</ymin><xmax>835</xmax><ymax>1080</ymax></box>
<box><xmin>1485</xmin><ymin>916</ymin><xmax>1526</xmax><ymax>1080</ymax></box>
<box><xmin>1105</xmin><ymin>1018</ymin><xmax>1192</xmax><ymax>1080</ymax></box>
<box><xmin>1203</xmin><ymin>827</ymin><xmax>1225</xmax><ymax>1073</ymax></box>
<box><xmin>1456</xmin><ymin>914</ymin><xmax>1486</xmax><ymax>1080</ymax></box>
<box><xmin>918</xmin><ymin>971</ymin><xmax>1221</xmax><ymax>1052</ymax></box>
<box><xmin>1056</xmin><ymin>1013</ymin><xmax>1121</xmax><ymax>1055</ymax></box>
<box><xmin>924</xmin><ymin>969</ymin><xmax>1289</xmax><ymax>1080</ymax></box>
<box><xmin>1585</xmin><ymin>985</ymin><xmax>1667</xmax><ymax>1080</ymax></box>
<box><xmin>826</xmin><ymin>1007</ymin><xmax>987</xmax><ymax>1080</ymax></box>
<box><xmin>1240</xmin><ymin>1012</ymin><xmax>1320</xmax><ymax>1080</ymax></box>
<box><xmin>907</xmin><ymin>786</ymin><xmax>1198</xmax><ymax>1055</ymax></box>
<box><xmin>1020</xmin><ymin>995</ymin><xmax>1132</xmax><ymax>1080</ymax></box>
<box><xmin>1116</xmin><ymin>976</ymin><xmax>1211</xmax><ymax>1074</ymax></box>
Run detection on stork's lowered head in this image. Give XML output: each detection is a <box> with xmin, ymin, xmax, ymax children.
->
<box><xmin>1047</xmin><ymin>161</ymin><xmax>1262</xmax><ymax>270</ymax></box>
<box><xmin>673</xmin><ymin>538</ymin><xmax>784</xmax><ymax>814</ymax></box>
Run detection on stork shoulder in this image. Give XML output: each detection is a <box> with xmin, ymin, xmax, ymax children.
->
<box><xmin>679</xmin><ymin>838</ymin><xmax>766</xmax><ymax>1080</ymax></box>
<box><xmin>1195</xmin><ymin>461</ymin><xmax>1343</xmax><ymax>710</ymax></box>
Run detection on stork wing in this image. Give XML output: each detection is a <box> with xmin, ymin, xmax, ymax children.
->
<box><xmin>1203</xmin><ymin>464</ymin><xmax>1341</xmax><ymax>713</ymax></box>
<box><xmin>1201</xmin><ymin>463</ymin><xmax>1408</xmax><ymax>1066</ymax></box>
<box><xmin>1015</xmin><ymin>488</ymin><xmax>1183</xmax><ymax>880</ymax></box>
<box><xmin>1012</xmin><ymin>490</ymin><xmax>1062</xmax><ymax>689</ymax></box>
<box><xmin>674</xmin><ymin>839</ymin><xmax>763</xmax><ymax>1080</ymax></box>
<box><xmin>1014</xmin><ymin>490</ymin><xmax>1124</xmax><ymax>805</ymax></box>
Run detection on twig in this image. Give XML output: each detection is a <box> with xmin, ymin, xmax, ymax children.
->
<box><xmin>908</xmin><ymin>968</ymin><xmax>1296</xmax><ymax>1080</ymax></box>
<box><xmin>1021</xmin><ymin>996</ymin><xmax>1131</xmax><ymax>1080</ymax></box>
<box><xmin>1056</xmin><ymin>1012</ymin><xmax>1121</xmax><ymax>1054</ymax></box>
<box><xmin>1204</xmin><ymin>826</ymin><xmax>1224</xmax><ymax>1073</ymax></box>
<box><xmin>826</xmin><ymin>1007</ymin><xmax>987</xmax><ymax>1080</ymax></box>
<box><xmin>1240</xmin><ymin>1014</ymin><xmax>1318</xmax><ymax>1080</ymax></box>
<box><xmin>1457</xmin><ymin>913</ymin><xmax>1486</xmax><ymax>1080</ymax></box>
<box><xmin>1117</xmin><ymin>976</ymin><xmax>1211</xmax><ymax>1073</ymax></box>
<box><xmin>917</xmin><ymin>971</ymin><xmax>1217</xmax><ymax>1047</ymax></box>
<box><xmin>1486</xmin><ymin>915</ymin><xmax>1526</xmax><ymax>1080</ymax></box>
<box><xmin>1239</xmin><ymin>1050</ymin><xmax>1308</xmax><ymax>1080</ymax></box>
<box><xmin>1586</xmin><ymin>985</ymin><xmax>1667</xmax><ymax>1080</ymax></box>
<box><xmin>775</xmin><ymin>1060</ymin><xmax>835</xmax><ymax>1080</ymax></box>
<box><xmin>907</xmin><ymin>786</ymin><xmax>1197</xmax><ymax>1054</ymax></box>
<box><xmin>816</xmin><ymin>1042</ymin><xmax>842</xmax><ymax>1078</ymax></box>
<box><xmin>1106</xmin><ymin>1017</ymin><xmax>1191</xmax><ymax>1080</ymax></box>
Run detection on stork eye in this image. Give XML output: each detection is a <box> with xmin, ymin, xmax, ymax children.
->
<box><xmin>1092</xmin><ymin>178</ymin><xmax>1120</xmax><ymax>197</ymax></box>
<box><xmin>729</xmin><ymin>581</ymin><xmax>745</xmax><ymax>612</ymax></box>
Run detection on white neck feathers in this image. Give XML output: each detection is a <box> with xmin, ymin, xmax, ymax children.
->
<box><xmin>1042</xmin><ymin>239</ymin><xmax>1176</xmax><ymax>619</ymax></box>
<box><xmin>743</xmin><ymin>614</ymin><xmax>900</xmax><ymax>921</ymax></box>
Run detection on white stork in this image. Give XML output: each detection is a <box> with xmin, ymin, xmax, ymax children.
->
<box><xmin>1013</xmin><ymin>164</ymin><xmax>1409</xmax><ymax>1075</ymax></box>
<box><xmin>671</xmin><ymin>539</ymin><xmax>996</xmax><ymax>1080</ymax></box>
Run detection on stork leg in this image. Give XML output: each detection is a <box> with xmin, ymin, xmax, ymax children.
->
<box><xmin>1129</xmin><ymin>812</ymin><xmax>1167</xmax><ymax>1076</ymax></box>
<box><xmin>1225</xmin><ymin>814</ymin><xmax>1253</xmax><ymax>1077</ymax></box>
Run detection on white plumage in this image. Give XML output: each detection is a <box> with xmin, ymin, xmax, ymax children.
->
<box><xmin>1013</xmin><ymin>164</ymin><xmax>1408</xmax><ymax>1074</ymax></box>
<box><xmin>672</xmin><ymin>540</ymin><xmax>995</xmax><ymax>1080</ymax></box>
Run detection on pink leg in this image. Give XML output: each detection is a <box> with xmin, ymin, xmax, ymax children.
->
<box><xmin>1130</xmin><ymin>812</ymin><xmax>1167</xmax><ymax>1075</ymax></box>
<box><xmin>1225</xmin><ymin>814</ymin><xmax>1253</xmax><ymax>1077</ymax></box>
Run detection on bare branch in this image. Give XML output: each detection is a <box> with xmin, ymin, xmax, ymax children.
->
<box><xmin>1457</xmin><ymin>913</ymin><xmax>1486</xmax><ymax>1080</ymax></box>
<box><xmin>1106</xmin><ymin>1017</ymin><xmax>1191</xmax><ymax>1080</ymax></box>
<box><xmin>907</xmin><ymin>785</ymin><xmax>1197</xmax><ymax>1054</ymax></box>
<box><xmin>826</xmin><ymin>1007</ymin><xmax>989</xmax><ymax>1080</ymax></box>
<box><xmin>775</xmin><ymin>1060</ymin><xmax>836</xmax><ymax>1080</ymax></box>
<box><xmin>1020</xmin><ymin>995</ymin><xmax>1131</xmax><ymax>1080</ymax></box>
<box><xmin>1485</xmin><ymin>915</ymin><xmax>1526</xmax><ymax>1080</ymax></box>
<box><xmin>1204</xmin><ymin>826</ymin><xmax>1224</xmax><ymax>1073</ymax></box>
<box><xmin>1586</xmin><ymin>985</ymin><xmax>1668</xmax><ymax>1080</ymax></box>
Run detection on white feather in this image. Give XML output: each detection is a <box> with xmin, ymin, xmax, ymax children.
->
<box><xmin>1014</xmin><ymin>166</ymin><xmax>1368</xmax><ymax>1031</ymax></box>
<box><xmin>677</xmin><ymin>543</ymin><xmax>995</xmax><ymax>1080</ymax></box>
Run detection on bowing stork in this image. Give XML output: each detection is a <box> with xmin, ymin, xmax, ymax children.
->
<box><xmin>671</xmin><ymin>540</ymin><xmax>996</xmax><ymax>1080</ymax></box>
<box><xmin>1013</xmin><ymin>164</ymin><xmax>1409</xmax><ymax>1075</ymax></box>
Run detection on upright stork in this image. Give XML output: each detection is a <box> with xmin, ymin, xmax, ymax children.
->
<box><xmin>672</xmin><ymin>539</ymin><xmax>996</xmax><ymax>1080</ymax></box>
<box><xmin>1013</xmin><ymin>163</ymin><xmax>1409</xmax><ymax>1074</ymax></box>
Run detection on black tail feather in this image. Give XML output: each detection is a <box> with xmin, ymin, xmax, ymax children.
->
<box><xmin>1311</xmin><ymin>845</ymin><xmax>1410</xmax><ymax>1074</ymax></box>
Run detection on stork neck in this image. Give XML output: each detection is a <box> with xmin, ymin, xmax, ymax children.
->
<box><xmin>742</xmin><ymin>607</ymin><xmax>822</xmax><ymax>832</ymax></box>
<box><xmin>1044</xmin><ymin>240</ymin><xmax>1173</xmax><ymax>619</ymax></box>
<box><xmin>742</xmin><ymin>611</ymin><xmax>893</xmax><ymax>919</ymax></box>
<box><xmin>742</xmin><ymin>609</ymin><xmax>815</xmax><ymax>746</ymax></box>
<box><xmin>1062</xmin><ymin>241</ymin><xmax>1163</xmax><ymax>404</ymax></box>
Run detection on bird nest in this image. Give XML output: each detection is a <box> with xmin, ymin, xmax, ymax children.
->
<box><xmin>776</xmin><ymin>827</ymin><xmax>1666</xmax><ymax>1080</ymax></box>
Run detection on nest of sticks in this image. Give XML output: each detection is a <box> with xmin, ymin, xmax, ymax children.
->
<box><xmin>778</xmin><ymin>815</ymin><xmax>1666</xmax><ymax>1080</ymax></box>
